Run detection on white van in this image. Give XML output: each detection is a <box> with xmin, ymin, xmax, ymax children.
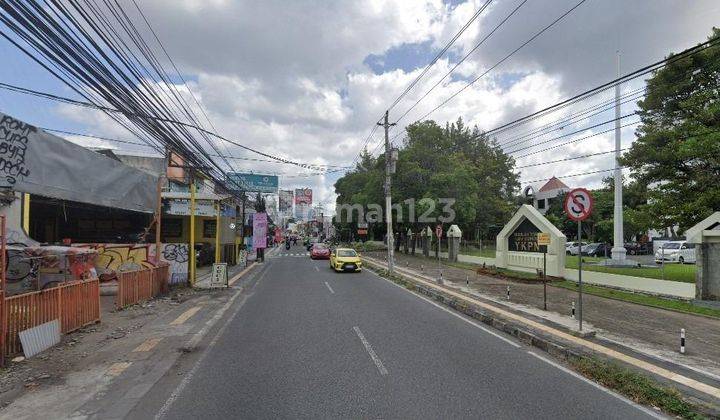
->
<box><xmin>654</xmin><ymin>241</ymin><xmax>696</xmax><ymax>264</ymax></box>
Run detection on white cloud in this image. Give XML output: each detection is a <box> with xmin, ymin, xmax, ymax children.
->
<box><xmin>40</xmin><ymin>0</ymin><xmax>719</xmax><ymax>215</ymax></box>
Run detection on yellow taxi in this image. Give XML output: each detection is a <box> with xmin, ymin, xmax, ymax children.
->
<box><xmin>329</xmin><ymin>248</ymin><xmax>362</xmax><ymax>272</ymax></box>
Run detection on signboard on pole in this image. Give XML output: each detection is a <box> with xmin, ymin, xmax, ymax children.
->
<box><xmin>210</xmin><ymin>263</ymin><xmax>228</xmax><ymax>288</ymax></box>
<box><xmin>537</xmin><ymin>233</ymin><xmax>551</xmax><ymax>246</ymax></box>
<box><xmin>279</xmin><ymin>190</ymin><xmax>294</xmax><ymax>212</ymax></box>
<box><xmin>294</xmin><ymin>188</ymin><xmax>312</xmax><ymax>205</ymax></box>
<box><xmin>253</xmin><ymin>212</ymin><xmax>268</xmax><ymax>250</ymax></box>
<box><xmin>563</xmin><ymin>187</ymin><xmax>593</xmax><ymax>332</ymax></box>
<box><xmin>435</xmin><ymin>225</ymin><xmax>443</xmax><ymax>239</ymax></box>
<box><xmin>563</xmin><ymin>188</ymin><xmax>593</xmax><ymax>221</ymax></box>
<box><xmin>227</xmin><ymin>173</ymin><xmax>278</xmax><ymax>193</ymax></box>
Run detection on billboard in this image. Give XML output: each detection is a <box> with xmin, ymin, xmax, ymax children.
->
<box><xmin>279</xmin><ymin>189</ymin><xmax>294</xmax><ymax>212</ymax></box>
<box><xmin>253</xmin><ymin>212</ymin><xmax>268</xmax><ymax>249</ymax></box>
<box><xmin>295</xmin><ymin>203</ymin><xmax>310</xmax><ymax>221</ymax></box>
<box><xmin>227</xmin><ymin>173</ymin><xmax>278</xmax><ymax>193</ymax></box>
<box><xmin>295</xmin><ymin>188</ymin><xmax>312</xmax><ymax>205</ymax></box>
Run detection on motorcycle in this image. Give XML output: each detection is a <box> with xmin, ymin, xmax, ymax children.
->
<box><xmin>285</xmin><ymin>241</ymin><xmax>291</xmax><ymax>250</ymax></box>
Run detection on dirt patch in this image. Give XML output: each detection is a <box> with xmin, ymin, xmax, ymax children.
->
<box><xmin>0</xmin><ymin>286</ymin><xmax>204</xmax><ymax>409</ymax></box>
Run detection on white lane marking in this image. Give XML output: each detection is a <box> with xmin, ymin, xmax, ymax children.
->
<box><xmin>353</xmin><ymin>326</ymin><xmax>388</xmax><ymax>376</ymax></box>
<box><xmin>324</xmin><ymin>281</ymin><xmax>335</xmax><ymax>294</ymax></box>
<box><xmin>314</xmin><ymin>266</ymin><xmax>320</xmax><ymax>272</ymax></box>
<box><xmin>155</xmin><ymin>266</ymin><xmax>270</xmax><ymax>419</ymax></box>
<box><xmin>368</xmin><ymin>269</ymin><xmax>521</xmax><ymax>348</ymax></box>
<box><xmin>526</xmin><ymin>351</ymin><xmax>664</xmax><ymax>419</ymax></box>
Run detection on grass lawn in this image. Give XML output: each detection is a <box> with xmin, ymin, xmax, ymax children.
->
<box><xmin>565</xmin><ymin>256</ymin><xmax>696</xmax><ymax>283</ymax></box>
<box><xmin>459</xmin><ymin>246</ymin><xmax>496</xmax><ymax>259</ymax></box>
<box><xmin>552</xmin><ymin>280</ymin><xmax>720</xmax><ymax>319</ymax></box>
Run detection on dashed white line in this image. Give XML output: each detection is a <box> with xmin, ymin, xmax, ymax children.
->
<box><xmin>324</xmin><ymin>281</ymin><xmax>335</xmax><ymax>294</ymax></box>
<box><xmin>353</xmin><ymin>326</ymin><xmax>388</xmax><ymax>376</ymax></box>
<box><xmin>314</xmin><ymin>266</ymin><xmax>320</xmax><ymax>272</ymax></box>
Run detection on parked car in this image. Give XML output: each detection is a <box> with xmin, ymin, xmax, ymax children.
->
<box><xmin>566</xmin><ymin>242</ymin><xmax>588</xmax><ymax>255</ymax></box>
<box><xmin>581</xmin><ymin>243</ymin><xmax>611</xmax><ymax>257</ymax></box>
<box><xmin>655</xmin><ymin>241</ymin><xmax>696</xmax><ymax>264</ymax></box>
<box><xmin>624</xmin><ymin>242</ymin><xmax>650</xmax><ymax>255</ymax></box>
<box><xmin>310</xmin><ymin>243</ymin><xmax>330</xmax><ymax>260</ymax></box>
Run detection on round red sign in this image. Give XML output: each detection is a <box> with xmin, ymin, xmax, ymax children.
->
<box><xmin>563</xmin><ymin>188</ymin><xmax>593</xmax><ymax>222</ymax></box>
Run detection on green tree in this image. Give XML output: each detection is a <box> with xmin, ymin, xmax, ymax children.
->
<box><xmin>619</xmin><ymin>28</ymin><xmax>720</xmax><ymax>233</ymax></box>
<box><xmin>334</xmin><ymin>118</ymin><xmax>519</xmax><ymax>240</ymax></box>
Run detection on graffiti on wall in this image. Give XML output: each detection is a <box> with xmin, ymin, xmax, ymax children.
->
<box><xmin>158</xmin><ymin>243</ymin><xmax>189</xmax><ymax>284</ymax></box>
<box><xmin>5</xmin><ymin>246</ymin><xmax>97</xmax><ymax>296</ymax></box>
<box><xmin>73</xmin><ymin>242</ymin><xmax>189</xmax><ymax>285</ymax></box>
<box><xmin>0</xmin><ymin>115</ymin><xmax>34</xmax><ymax>185</ymax></box>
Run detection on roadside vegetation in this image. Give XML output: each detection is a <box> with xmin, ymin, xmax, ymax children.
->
<box><xmin>570</xmin><ymin>357</ymin><xmax>708</xmax><ymax>419</ymax></box>
<box><xmin>565</xmin><ymin>256</ymin><xmax>696</xmax><ymax>283</ymax></box>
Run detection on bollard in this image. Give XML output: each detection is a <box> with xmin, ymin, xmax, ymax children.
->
<box><xmin>421</xmin><ymin>264</ymin><xmax>424</xmax><ymax>272</ymax></box>
<box><xmin>680</xmin><ymin>329</ymin><xmax>686</xmax><ymax>354</ymax></box>
<box><xmin>506</xmin><ymin>286</ymin><xmax>510</xmax><ymax>300</ymax></box>
<box><xmin>406</xmin><ymin>261</ymin><xmax>409</xmax><ymax>267</ymax></box>
<box><xmin>466</xmin><ymin>275</ymin><xmax>469</xmax><ymax>287</ymax></box>
<box><xmin>571</xmin><ymin>301</ymin><xmax>576</xmax><ymax>319</ymax></box>
<box><xmin>438</xmin><ymin>271</ymin><xmax>443</xmax><ymax>285</ymax></box>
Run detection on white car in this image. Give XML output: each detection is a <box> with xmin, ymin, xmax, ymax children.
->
<box><xmin>566</xmin><ymin>242</ymin><xmax>588</xmax><ymax>256</ymax></box>
<box><xmin>655</xmin><ymin>241</ymin><xmax>696</xmax><ymax>264</ymax></box>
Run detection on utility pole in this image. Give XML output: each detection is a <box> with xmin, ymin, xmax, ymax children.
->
<box><xmin>611</xmin><ymin>51</ymin><xmax>628</xmax><ymax>263</ymax></box>
<box><xmin>378</xmin><ymin>111</ymin><xmax>396</xmax><ymax>273</ymax></box>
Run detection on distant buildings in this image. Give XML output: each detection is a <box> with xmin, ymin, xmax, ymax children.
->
<box><xmin>532</xmin><ymin>176</ymin><xmax>570</xmax><ymax>215</ymax></box>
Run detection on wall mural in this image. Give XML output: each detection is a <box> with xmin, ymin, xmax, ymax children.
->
<box><xmin>73</xmin><ymin>242</ymin><xmax>189</xmax><ymax>285</ymax></box>
<box><xmin>5</xmin><ymin>246</ymin><xmax>97</xmax><ymax>296</ymax></box>
<box><xmin>3</xmin><ymin>242</ymin><xmax>190</xmax><ymax>295</ymax></box>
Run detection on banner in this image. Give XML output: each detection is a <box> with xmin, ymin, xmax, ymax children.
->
<box><xmin>0</xmin><ymin>112</ymin><xmax>157</xmax><ymax>212</ymax></box>
<box><xmin>227</xmin><ymin>173</ymin><xmax>278</xmax><ymax>193</ymax></box>
<box><xmin>295</xmin><ymin>188</ymin><xmax>312</xmax><ymax>205</ymax></box>
<box><xmin>253</xmin><ymin>212</ymin><xmax>268</xmax><ymax>249</ymax></box>
<box><xmin>163</xmin><ymin>198</ymin><xmax>216</xmax><ymax>217</ymax></box>
<box><xmin>295</xmin><ymin>203</ymin><xmax>310</xmax><ymax>221</ymax></box>
<box><xmin>279</xmin><ymin>189</ymin><xmax>293</xmax><ymax>212</ymax></box>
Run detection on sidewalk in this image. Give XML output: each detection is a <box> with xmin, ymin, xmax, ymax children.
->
<box><xmin>369</xmin><ymin>251</ymin><xmax>720</xmax><ymax>379</ymax></box>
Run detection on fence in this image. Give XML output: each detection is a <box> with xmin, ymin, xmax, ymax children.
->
<box><xmin>116</xmin><ymin>264</ymin><xmax>169</xmax><ymax>309</ymax></box>
<box><xmin>3</xmin><ymin>279</ymin><xmax>100</xmax><ymax>356</ymax></box>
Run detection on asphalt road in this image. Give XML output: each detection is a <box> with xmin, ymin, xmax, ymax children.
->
<box><xmin>137</xmin><ymin>245</ymin><xmax>659</xmax><ymax>419</ymax></box>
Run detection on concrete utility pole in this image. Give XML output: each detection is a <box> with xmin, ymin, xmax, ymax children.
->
<box><xmin>378</xmin><ymin>111</ymin><xmax>396</xmax><ymax>273</ymax></box>
<box><xmin>611</xmin><ymin>51</ymin><xmax>628</xmax><ymax>262</ymax></box>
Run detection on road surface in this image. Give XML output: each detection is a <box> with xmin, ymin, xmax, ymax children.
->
<box><xmin>131</xmin><ymin>245</ymin><xmax>659</xmax><ymax>419</ymax></box>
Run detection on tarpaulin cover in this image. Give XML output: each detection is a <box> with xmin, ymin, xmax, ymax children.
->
<box><xmin>0</xmin><ymin>112</ymin><xmax>158</xmax><ymax>212</ymax></box>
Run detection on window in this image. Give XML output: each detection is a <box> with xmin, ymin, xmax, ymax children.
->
<box><xmin>537</xmin><ymin>199</ymin><xmax>546</xmax><ymax>209</ymax></box>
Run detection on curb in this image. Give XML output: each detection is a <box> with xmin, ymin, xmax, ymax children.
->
<box><xmin>363</xmin><ymin>257</ymin><xmax>720</xmax><ymax>404</ymax></box>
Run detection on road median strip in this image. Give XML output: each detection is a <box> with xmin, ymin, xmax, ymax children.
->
<box><xmin>363</xmin><ymin>256</ymin><xmax>720</xmax><ymax>402</ymax></box>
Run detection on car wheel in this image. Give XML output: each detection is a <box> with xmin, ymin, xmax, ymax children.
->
<box><xmin>679</xmin><ymin>257</ymin><xmax>684</xmax><ymax>264</ymax></box>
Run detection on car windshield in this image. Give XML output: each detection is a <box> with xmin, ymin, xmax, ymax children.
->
<box><xmin>663</xmin><ymin>243</ymin><xmax>681</xmax><ymax>249</ymax></box>
<box><xmin>313</xmin><ymin>244</ymin><xmax>327</xmax><ymax>250</ymax></box>
<box><xmin>338</xmin><ymin>249</ymin><xmax>357</xmax><ymax>257</ymax></box>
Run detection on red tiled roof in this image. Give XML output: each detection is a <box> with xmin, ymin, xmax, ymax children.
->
<box><xmin>538</xmin><ymin>176</ymin><xmax>569</xmax><ymax>192</ymax></box>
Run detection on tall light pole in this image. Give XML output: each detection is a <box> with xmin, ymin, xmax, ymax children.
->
<box><xmin>611</xmin><ymin>51</ymin><xmax>628</xmax><ymax>262</ymax></box>
<box><xmin>379</xmin><ymin>111</ymin><xmax>396</xmax><ymax>273</ymax></box>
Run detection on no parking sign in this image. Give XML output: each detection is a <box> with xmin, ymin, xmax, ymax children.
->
<box><xmin>563</xmin><ymin>188</ymin><xmax>593</xmax><ymax>221</ymax></box>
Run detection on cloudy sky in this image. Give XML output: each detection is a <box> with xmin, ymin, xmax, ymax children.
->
<box><xmin>0</xmin><ymin>0</ymin><xmax>718</xmax><ymax>213</ymax></box>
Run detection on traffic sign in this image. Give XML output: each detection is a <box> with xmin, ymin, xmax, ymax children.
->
<box><xmin>435</xmin><ymin>225</ymin><xmax>442</xmax><ymax>239</ymax></box>
<box><xmin>563</xmin><ymin>188</ymin><xmax>594</xmax><ymax>221</ymax></box>
<box><xmin>537</xmin><ymin>233</ymin><xmax>551</xmax><ymax>246</ymax></box>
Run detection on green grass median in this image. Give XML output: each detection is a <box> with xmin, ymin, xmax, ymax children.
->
<box><xmin>565</xmin><ymin>256</ymin><xmax>696</xmax><ymax>283</ymax></box>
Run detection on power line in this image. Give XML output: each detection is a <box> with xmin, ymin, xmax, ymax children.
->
<box><xmin>515</xmin><ymin>148</ymin><xmax>629</xmax><ymax>169</ymax></box>
<box><xmin>521</xmin><ymin>167</ymin><xmax>620</xmax><ymax>184</ymax></box>
<box><xmin>485</xmin><ymin>34</ymin><xmax>720</xmax><ymax>136</ymax></box>
<box><xmin>386</xmin><ymin>0</ymin><xmax>493</xmax><ymax>112</ymax></box>
<box><xmin>393</xmin><ymin>0</ymin><xmax>529</xmax><ymax>125</ymax></box>
<box><xmin>396</xmin><ymin>0</ymin><xmax>589</xmax><ymax>126</ymax></box>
